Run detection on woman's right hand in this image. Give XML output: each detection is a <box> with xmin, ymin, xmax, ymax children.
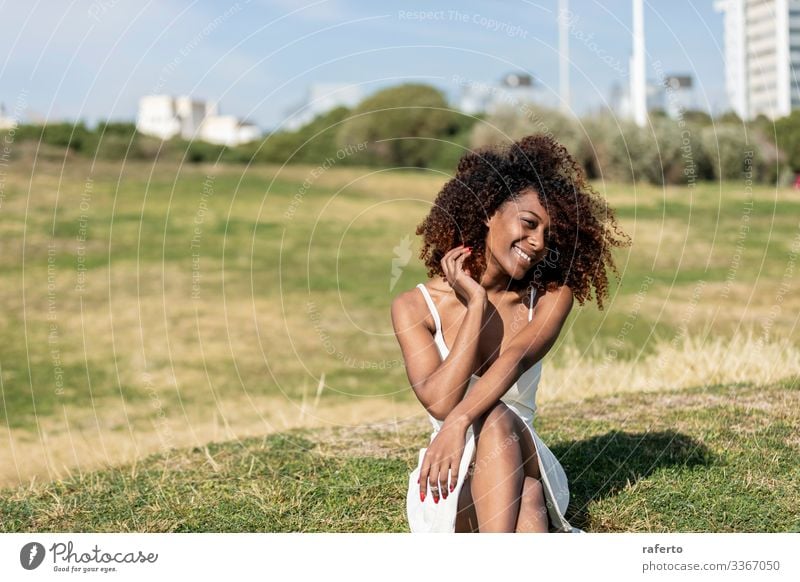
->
<box><xmin>441</xmin><ymin>245</ymin><xmax>485</xmax><ymax>305</ymax></box>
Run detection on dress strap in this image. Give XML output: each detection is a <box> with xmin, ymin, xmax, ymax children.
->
<box><xmin>416</xmin><ymin>283</ymin><xmax>442</xmax><ymax>333</ymax></box>
<box><xmin>528</xmin><ymin>287</ymin><xmax>537</xmax><ymax>322</ymax></box>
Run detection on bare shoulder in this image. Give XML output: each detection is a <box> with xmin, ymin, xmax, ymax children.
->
<box><xmin>533</xmin><ymin>283</ymin><xmax>574</xmax><ymax>316</ymax></box>
<box><xmin>391</xmin><ymin>284</ymin><xmax>432</xmax><ymax>333</ymax></box>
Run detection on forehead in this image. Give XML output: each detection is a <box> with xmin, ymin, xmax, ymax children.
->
<box><xmin>503</xmin><ymin>189</ymin><xmax>548</xmax><ymax>217</ymax></box>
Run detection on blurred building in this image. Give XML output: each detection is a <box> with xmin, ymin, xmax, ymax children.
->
<box><xmin>663</xmin><ymin>75</ymin><xmax>696</xmax><ymax>118</ymax></box>
<box><xmin>458</xmin><ymin>72</ymin><xmax>555</xmax><ymax>114</ymax></box>
<box><xmin>630</xmin><ymin>0</ymin><xmax>648</xmax><ymax>126</ymax></box>
<box><xmin>284</xmin><ymin>83</ymin><xmax>363</xmax><ymax>131</ymax></box>
<box><xmin>610</xmin><ymin>75</ymin><xmax>695</xmax><ymax>120</ymax></box>
<box><xmin>136</xmin><ymin>95</ymin><xmax>261</xmax><ymax>145</ymax></box>
<box><xmin>200</xmin><ymin>115</ymin><xmax>261</xmax><ymax>146</ymax></box>
<box><xmin>136</xmin><ymin>95</ymin><xmax>207</xmax><ymax>140</ymax></box>
<box><xmin>715</xmin><ymin>0</ymin><xmax>800</xmax><ymax>120</ymax></box>
<box><xmin>0</xmin><ymin>103</ymin><xmax>17</xmax><ymax>130</ymax></box>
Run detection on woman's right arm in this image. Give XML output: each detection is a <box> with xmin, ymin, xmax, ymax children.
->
<box><xmin>391</xmin><ymin>289</ymin><xmax>486</xmax><ymax>421</ymax></box>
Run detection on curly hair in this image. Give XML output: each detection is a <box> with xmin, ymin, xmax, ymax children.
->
<box><xmin>416</xmin><ymin>134</ymin><xmax>630</xmax><ymax>310</ymax></box>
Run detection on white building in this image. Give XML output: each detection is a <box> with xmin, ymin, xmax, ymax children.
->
<box><xmin>610</xmin><ymin>76</ymin><xmax>695</xmax><ymax>121</ymax></box>
<box><xmin>0</xmin><ymin>104</ymin><xmax>17</xmax><ymax>130</ymax></box>
<box><xmin>458</xmin><ymin>73</ymin><xmax>554</xmax><ymax>115</ymax></box>
<box><xmin>200</xmin><ymin>115</ymin><xmax>261</xmax><ymax>146</ymax></box>
<box><xmin>662</xmin><ymin>75</ymin><xmax>696</xmax><ymax>118</ymax></box>
<box><xmin>136</xmin><ymin>95</ymin><xmax>261</xmax><ymax>146</ymax></box>
<box><xmin>715</xmin><ymin>0</ymin><xmax>800</xmax><ymax>120</ymax></box>
<box><xmin>136</xmin><ymin>95</ymin><xmax>207</xmax><ymax>140</ymax></box>
<box><xmin>629</xmin><ymin>0</ymin><xmax>648</xmax><ymax>127</ymax></box>
<box><xmin>284</xmin><ymin>83</ymin><xmax>363</xmax><ymax>131</ymax></box>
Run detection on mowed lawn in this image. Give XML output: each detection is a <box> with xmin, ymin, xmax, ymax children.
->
<box><xmin>0</xmin><ymin>155</ymin><xmax>798</xmax><ymax>501</ymax></box>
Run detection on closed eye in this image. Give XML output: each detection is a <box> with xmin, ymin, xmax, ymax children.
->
<box><xmin>523</xmin><ymin>219</ymin><xmax>536</xmax><ymax>227</ymax></box>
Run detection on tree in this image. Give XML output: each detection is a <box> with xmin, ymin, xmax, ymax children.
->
<box><xmin>775</xmin><ymin>110</ymin><xmax>800</xmax><ymax>172</ymax></box>
<box><xmin>335</xmin><ymin>84</ymin><xmax>459</xmax><ymax>167</ymax></box>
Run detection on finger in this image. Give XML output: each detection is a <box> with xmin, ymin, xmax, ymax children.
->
<box><xmin>444</xmin><ymin>245</ymin><xmax>468</xmax><ymax>265</ymax></box>
<box><xmin>443</xmin><ymin>246</ymin><xmax>468</xmax><ymax>283</ymax></box>
<box><xmin>448</xmin><ymin>463</ymin><xmax>459</xmax><ymax>496</ymax></box>
<box><xmin>418</xmin><ymin>457</ymin><xmax>430</xmax><ymax>502</ymax></box>
<box><xmin>438</xmin><ymin>463</ymin><xmax>451</xmax><ymax>500</ymax></box>
<box><xmin>441</xmin><ymin>260</ymin><xmax>452</xmax><ymax>287</ymax></box>
<box><xmin>440</xmin><ymin>465</ymin><xmax>449</xmax><ymax>500</ymax></box>
<box><xmin>428</xmin><ymin>463</ymin><xmax>442</xmax><ymax>504</ymax></box>
<box><xmin>454</xmin><ymin>251</ymin><xmax>470</xmax><ymax>274</ymax></box>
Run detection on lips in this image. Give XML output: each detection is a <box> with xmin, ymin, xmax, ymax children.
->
<box><xmin>512</xmin><ymin>244</ymin><xmax>534</xmax><ymax>264</ymax></box>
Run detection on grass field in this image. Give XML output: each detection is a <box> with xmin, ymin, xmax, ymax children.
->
<box><xmin>1</xmin><ymin>377</ymin><xmax>797</xmax><ymax>532</ymax></box>
<box><xmin>1</xmin><ymin>155</ymin><xmax>798</xmax><ymax>531</ymax></box>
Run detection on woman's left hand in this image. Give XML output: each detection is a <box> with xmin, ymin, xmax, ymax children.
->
<box><xmin>418</xmin><ymin>418</ymin><xmax>468</xmax><ymax>504</ymax></box>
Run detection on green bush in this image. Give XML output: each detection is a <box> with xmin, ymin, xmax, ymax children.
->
<box><xmin>700</xmin><ymin>125</ymin><xmax>756</xmax><ymax>181</ymax></box>
<box><xmin>470</xmin><ymin>102</ymin><xmax>586</xmax><ymax>161</ymax></box>
<box><xmin>1</xmin><ymin>89</ymin><xmax>799</xmax><ymax>181</ymax></box>
<box><xmin>775</xmin><ymin>110</ymin><xmax>800</xmax><ymax>172</ymax></box>
<box><xmin>335</xmin><ymin>83</ymin><xmax>460</xmax><ymax>167</ymax></box>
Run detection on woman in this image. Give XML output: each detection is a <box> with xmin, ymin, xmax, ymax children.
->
<box><xmin>391</xmin><ymin>134</ymin><xmax>630</xmax><ymax>532</ymax></box>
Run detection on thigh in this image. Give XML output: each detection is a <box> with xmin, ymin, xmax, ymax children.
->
<box><xmin>473</xmin><ymin>402</ymin><xmax>542</xmax><ymax>481</ymax></box>
<box><xmin>509</xmin><ymin>412</ymin><xmax>542</xmax><ymax>481</ymax></box>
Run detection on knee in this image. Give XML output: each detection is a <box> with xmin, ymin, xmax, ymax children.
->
<box><xmin>478</xmin><ymin>402</ymin><xmax>516</xmax><ymax>439</ymax></box>
<box><xmin>520</xmin><ymin>476</ymin><xmax>545</xmax><ymax>505</ymax></box>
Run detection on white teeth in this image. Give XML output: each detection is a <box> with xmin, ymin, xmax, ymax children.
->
<box><xmin>513</xmin><ymin>245</ymin><xmax>531</xmax><ymax>263</ymax></box>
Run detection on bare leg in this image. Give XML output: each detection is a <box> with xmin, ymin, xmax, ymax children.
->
<box><xmin>469</xmin><ymin>402</ymin><xmax>531</xmax><ymax>532</ymax></box>
<box><xmin>515</xmin><ymin>476</ymin><xmax>549</xmax><ymax>532</ymax></box>
<box><xmin>455</xmin><ymin>402</ymin><xmax>550</xmax><ymax>533</ymax></box>
<box><xmin>454</xmin><ymin>467</ymin><xmax>479</xmax><ymax>533</ymax></box>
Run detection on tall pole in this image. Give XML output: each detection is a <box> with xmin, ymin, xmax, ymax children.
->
<box><xmin>630</xmin><ymin>0</ymin><xmax>647</xmax><ymax>126</ymax></box>
<box><xmin>559</xmin><ymin>0</ymin><xmax>571</xmax><ymax>114</ymax></box>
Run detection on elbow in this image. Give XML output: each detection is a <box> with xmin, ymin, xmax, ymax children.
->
<box><xmin>418</xmin><ymin>379</ymin><xmax>454</xmax><ymax>422</ymax></box>
<box><xmin>426</xmin><ymin>403</ymin><xmax>451</xmax><ymax>423</ymax></box>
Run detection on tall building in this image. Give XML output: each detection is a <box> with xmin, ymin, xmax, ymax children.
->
<box><xmin>630</xmin><ymin>0</ymin><xmax>648</xmax><ymax>127</ymax></box>
<box><xmin>715</xmin><ymin>0</ymin><xmax>800</xmax><ymax>120</ymax></box>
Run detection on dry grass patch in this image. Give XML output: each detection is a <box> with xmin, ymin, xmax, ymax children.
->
<box><xmin>539</xmin><ymin>330</ymin><xmax>800</xmax><ymax>404</ymax></box>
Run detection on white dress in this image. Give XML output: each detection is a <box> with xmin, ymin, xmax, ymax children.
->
<box><xmin>406</xmin><ymin>283</ymin><xmax>583</xmax><ymax>533</ymax></box>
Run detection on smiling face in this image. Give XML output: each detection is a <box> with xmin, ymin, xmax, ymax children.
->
<box><xmin>483</xmin><ymin>188</ymin><xmax>551</xmax><ymax>281</ymax></box>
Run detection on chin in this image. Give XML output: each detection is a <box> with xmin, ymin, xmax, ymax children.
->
<box><xmin>504</xmin><ymin>261</ymin><xmax>529</xmax><ymax>280</ymax></box>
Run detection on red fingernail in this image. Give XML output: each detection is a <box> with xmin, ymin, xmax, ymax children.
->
<box><xmin>450</xmin><ymin>483</ymin><xmax>455</xmax><ymax>492</ymax></box>
<box><xmin>420</xmin><ymin>491</ymin><xmax>425</xmax><ymax>502</ymax></box>
<box><xmin>434</xmin><ymin>496</ymin><xmax>439</xmax><ymax>504</ymax></box>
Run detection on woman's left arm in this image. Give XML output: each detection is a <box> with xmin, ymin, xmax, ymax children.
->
<box><xmin>445</xmin><ymin>284</ymin><xmax>574</xmax><ymax>430</ymax></box>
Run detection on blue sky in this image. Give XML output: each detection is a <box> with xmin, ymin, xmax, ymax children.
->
<box><xmin>0</xmin><ymin>0</ymin><xmax>728</xmax><ymax>130</ymax></box>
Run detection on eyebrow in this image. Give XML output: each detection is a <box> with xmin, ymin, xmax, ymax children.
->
<box><xmin>520</xmin><ymin>209</ymin><xmax>544</xmax><ymax>221</ymax></box>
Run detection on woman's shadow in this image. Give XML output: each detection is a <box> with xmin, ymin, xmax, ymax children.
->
<box><xmin>549</xmin><ymin>430</ymin><xmax>714</xmax><ymax>531</ymax></box>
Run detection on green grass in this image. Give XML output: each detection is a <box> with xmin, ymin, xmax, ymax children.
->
<box><xmin>2</xmin><ymin>376</ymin><xmax>797</xmax><ymax>532</ymax></box>
<box><xmin>2</xmin><ymin>156</ymin><xmax>799</xmax><ymax>529</ymax></box>
<box><xmin>2</xmin><ymin>160</ymin><xmax>797</xmax><ymax>430</ymax></box>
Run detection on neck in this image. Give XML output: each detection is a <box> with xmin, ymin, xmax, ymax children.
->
<box><xmin>479</xmin><ymin>255</ymin><xmax>522</xmax><ymax>295</ymax></box>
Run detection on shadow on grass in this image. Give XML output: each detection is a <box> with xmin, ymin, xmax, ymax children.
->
<box><xmin>551</xmin><ymin>430</ymin><xmax>714</xmax><ymax>531</ymax></box>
